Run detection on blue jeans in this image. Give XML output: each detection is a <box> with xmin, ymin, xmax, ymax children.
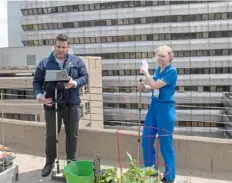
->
<box><xmin>142</xmin><ymin>98</ymin><xmax>176</xmax><ymax>181</ymax></box>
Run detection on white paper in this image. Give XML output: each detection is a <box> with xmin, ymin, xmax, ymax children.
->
<box><xmin>141</xmin><ymin>59</ymin><xmax>149</xmax><ymax>70</ymax></box>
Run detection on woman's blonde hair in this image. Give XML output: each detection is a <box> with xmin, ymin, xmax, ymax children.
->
<box><xmin>154</xmin><ymin>45</ymin><xmax>174</xmax><ymax>62</ymax></box>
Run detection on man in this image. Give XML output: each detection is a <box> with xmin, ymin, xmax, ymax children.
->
<box><xmin>32</xmin><ymin>34</ymin><xmax>88</xmax><ymax>177</ymax></box>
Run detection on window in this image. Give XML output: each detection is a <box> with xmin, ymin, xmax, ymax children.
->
<box><xmin>85</xmin><ymin>102</ymin><xmax>90</xmax><ymax>114</ymax></box>
<box><xmin>80</xmin><ymin>105</ymin><xmax>84</xmax><ymax>117</ymax></box>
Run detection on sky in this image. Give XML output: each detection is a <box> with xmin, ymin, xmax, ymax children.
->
<box><xmin>0</xmin><ymin>0</ymin><xmax>8</xmax><ymax>48</ymax></box>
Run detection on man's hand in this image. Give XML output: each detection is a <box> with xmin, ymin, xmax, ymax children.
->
<box><xmin>37</xmin><ymin>92</ymin><xmax>53</xmax><ymax>106</ymax></box>
<box><xmin>65</xmin><ymin>77</ymin><xmax>77</xmax><ymax>89</ymax></box>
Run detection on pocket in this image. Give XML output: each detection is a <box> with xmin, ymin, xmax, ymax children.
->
<box><xmin>70</xmin><ymin>66</ymin><xmax>78</xmax><ymax>78</ymax></box>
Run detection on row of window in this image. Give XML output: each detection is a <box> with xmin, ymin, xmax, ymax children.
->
<box><xmin>103</xmin><ymin>103</ymin><xmax>222</xmax><ymax>110</ymax></box>
<box><xmin>102</xmin><ymin>67</ymin><xmax>232</xmax><ymax>76</ymax></box>
<box><xmin>0</xmin><ymin>113</ymin><xmax>38</xmax><ymax>122</ymax></box>
<box><xmin>77</xmin><ymin>49</ymin><xmax>232</xmax><ymax>59</ymax></box>
<box><xmin>0</xmin><ymin>84</ymin><xmax>89</xmax><ymax>99</ymax></box>
<box><xmin>22</xmin><ymin>12</ymin><xmax>232</xmax><ymax>31</ymax></box>
<box><xmin>104</xmin><ymin>120</ymin><xmax>218</xmax><ymax>127</ymax></box>
<box><xmin>21</xmin><ymin>1</ymin><xmax>203</xmax><ymax>16</ymax></box>
<box><xmin>80</xmin><ymin>102</ymin><xmax>90</xmax><ymax>117</ymax></box>
<box><xmin>22</xmin><ymin>30</ymin><xmax>232</xmax><ymax>46</ymax></box>
<box><xmin>0</xmin><ymin>89</ymin><xmax>34</xmax><ymax>99</ymax></box>
<box><xmin>103</xmin><ymin>85</ymin><xmax>232</xmax><ymax>93</ymax></box>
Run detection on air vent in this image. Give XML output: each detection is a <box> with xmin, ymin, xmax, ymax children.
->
<box><xmin>26</xmin><ymin>54</ymin><xmax>36</xmax><ymax>65</ymax></box>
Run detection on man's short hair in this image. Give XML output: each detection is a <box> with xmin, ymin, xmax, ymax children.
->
<box><xmin>55</xmin><ymin>34</ymin><xmax>69</xmax><ymax>43</ymax></box>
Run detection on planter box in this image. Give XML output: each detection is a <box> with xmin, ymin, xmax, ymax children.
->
<box><xmin>0</xmin><ymin>164</ymin><xmax>18</xmax><ymax>183</ymax></box>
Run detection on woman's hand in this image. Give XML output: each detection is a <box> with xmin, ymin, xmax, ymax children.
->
<box><xmin>137</xmin><ymin>82</ymin><xmax>151</xmax><ymax>90</ymax></box>
<box><xmin>140</xmin><ymin>67</ymin><xmax>149</xmax><ymax>75</ymax></box>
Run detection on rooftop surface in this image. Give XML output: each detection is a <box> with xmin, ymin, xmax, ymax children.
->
<box><xmin>14</xmin><ymin>153</ymin><xmax>231</xmax><ymax>183</ymax></box>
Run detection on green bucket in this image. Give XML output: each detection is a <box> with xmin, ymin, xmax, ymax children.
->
<box><xmin>64</xmin><ymin>160</ymin><xmax>94</xmax><ymax>183</ymax></box>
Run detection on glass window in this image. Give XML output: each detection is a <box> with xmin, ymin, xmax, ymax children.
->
<box><xmin>79</xmin><ymin>5</ymin><xmax>84</xmax><ymax>11</ymax></box>
<box><xmin>125</xmin><ymin>70</ymin><xmax>130</xmax><ymax>75</ymax></box>
<box><xmin>33</xmin><ymin>25</ymin><xmax>38</xmax><ymax>30</ymax></box>
<box><xmin>96</xmin><ymin>37</ymin><xmax>101</xmax><ymax>43</ymax></box>
<box><xmin>136</xmin><ymin>35</ymin><xmax>141</xmax><ymax>41</ymax></box>
<box><xmin>33</xmin><ymin>8</ymin><xmax>38</xmax><ymax>14</ymax></box>
<box><xmin>210</xmin><ymin>50</ymin><xmax>215</xmax><ymax>56</ymax></box>
<box><xmin>58</xmin><ymin>23</ymin><xmax>63</xmax><ymax>28</ymax></box>
<box><xmin>123</xmin><ymin>19</ymin><xmax>129</xmax><ymax>25</ymax></box>
<box><xmin>58</xmin><ymin>6</ymin><xmax>63</xmax><ymax>12</ymax></box>
<box><xmin>79</xmin><ymin>38</ymin><xmax>85</xmax><ymax>44</ymax></box>
<box><xmin>68</xmin><ymin>6</ymin><xmax>74</xmax><ymax>12</ymax></box>
<box><xmin>22</xmin><ymin>9</ymin><xmax>28</xmax><ymax>15</ymax></box>
<box><xmin>215</xmin><ymin>13</ymin><xmax>221</xmax><ymax>19</ymax></box>
<box><xmin>124</xmin><ymin>36</ymin><xmax>129</xmax><ymax>42</ymax></box>
<box><xmin>49</xmin><ymin>39</ymin><xmax>54</xmax><ymax>45</ymax></box>
<box><xmin>101</xmin><ymin>37</ymin><xmax>107</xmax><ymax>43</ymax></box>
<box><xmin>118</xmin><ymin>36</ymin><xmax>124</xmax><ymax>41</ymax></box>
<box><xmin>108</xmin><ymin>70</ymin><xmax>113</xmax><ymax>76</ymax></box>
<box><xmin>107</xmin><ymin>37</ymin><xmax>112</xmax><ymax>42</ymax></box>
<box><xmin>37</xmin><ymin>8</ymin><xmax>43</xmax><ymax>14</ymax></box>
<box><xmin>129</xmin><ymin>35</ymin><xmax>135</xmax><ymax>41</ymax></box>
<box><xmin>146</xmin><ymin>34</ymin><xmax>153</xmax><ymax>41</ymax></box>
<box><xmin>43</xmin><ymin>24</ymin><xmax>48</xmax><ymax>29</ymax></box>
<box><xmin>210</xmin><ymin>68</ymin><xmax>216</xmax><ymax>74</ymax></box>
<box><xmin>85</xmin><ymin>38</ymin><xmax>90</xmax><ymax>44</ymax></box>
<box><xmin>204</xmin><ymin>68</ymin><xmax>209</xmax><ymax>74</ymax></box>
<box><xmin>177</xmin><ymin>15</ymin><xmax>182</xmax><ymax>22</ymax></box>
<box><xmin>118</xmin><ymin>19</ymin><xmax>123</xmax><ymax>25</ymax></box>
<box><xmin>202</xmin><ymin>32</ymin><xmax>208</xmax><ymax>38</ymax></box>
<box><xmin>106</xmin><ymin>20</ymin><xmax>111</xmax><ymax>25</ymax></box>
<box><xmin>141</xmin><ymin>35</ymin><xmax>146</xmax><ymax>41</ymax></box>
<box><xmin>84</xmin><ymin>5</ymin><xmax>89</xmax><ymax>11</ymax></box>
<box><xmin>165</xmin><ymin>33</ymin><xmax>171</xmax><ymax>40</ymax></box>
<box><xmin>89</xmin><ymin>4</ymin><xmax>94</xmax><ymax>10</ymax></box>
<box><xmin>74</xmin><ymin>22</ymin><xmax>79</xmax><ymax>27</ymax></box>
<box><xmin>221</xmin><ymin>13</ymin><xmax>227</xmax><ymax>19</ymax></box>
<box><xmin>73</xmin><ymin>5</ymin><xmax>79</xmax><ymax>11</ymax></box>
<box><xmin>95</xmin><ymin>4</ymin><xmax>100</xmax><ymax>10</ymax></box>
<box><xmin>196</xmin><ymin>33</ymin><xmax>202</xmax><ymax>39</ymax></box>
<box><xmin>48</xmin><ymin>23</ymin><xmax>53</xmax><ymax>29</ymax></box>
<box><xmin>128</xmin><ymin>18</ymin><xmax>134</xmax><ymax>24</ymax></box>
<box><xmin>223</xmin><ymin>49</ymin><xmax>228</xmax><ymax>55</ymax></box>
<box><xmin>178</xmin><ymin>51</ymin><xmax>184</xmax><ymax>57</ymax></box>
<box><xmin>185</xmin><ymin>68</ymin><xmax>190</xmax><ymax>74</ymax></box>
<box><xmin>112</xmin><ymin>37</ymin><xmax>118</xmax><ymax>42</ymax></box>
<box><xmin>119</xmin><ymin>70</ymin><xmax>124</xmax><ymax>76</ymax></box>
<box><xmin>63</xmin><ymin>22</ymin><xmax>73</xmax><ymax>28</ymax></box>
<box><xmin>153</xmin><ymin>34</ymin><xmax>159</xmax><ymax>40</ymax></box>
<box><xmin>130</xmin><ymin>53</ymin><xmax>136</xmax><ymax>59</ymax></box>
<box><xmin>28</xmin><ymin>9</ymin><xmax>33</xmax><ymax>15</ymax></box>
<box><xmin>179</xmin><ymin>68</ymin><xmax>184</xmax><ymax>74</ymax></box>
<box><xmin>136</xmin><ymin>52</ymin><xmax>141</xmax><ymax>58</ymax></box>
<box><xmin>74</xmin><ymin>38</ymin><xmax>79</xmax><ymax>44</ymax></box>
<box><xmin>124</xmin><ymin>53</ymin><xmax>130</xmax><ymax>59</ymax></box>
<box><xmin>63</xmin><ymin>6</ymin><xmax>68</xmax><ymax>12</ymax></box>
<box><xmin>148</xmin><ymin>52</ymin><xmax>153</xmax><ymax>58</ymax></box>
<box><xmin>202</xmin><ymin>14</ymin><xmax>208</xmax><ymax>20</ymax></box>
<box><xmin>53</xmin><ymin>23</ymin><xmax>58</xmax><ymax>29</ymax></box>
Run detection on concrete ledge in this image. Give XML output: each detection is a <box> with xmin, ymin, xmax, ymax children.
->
<box><xmin>0</xmin><ymin>120</ymin><xmax>232</xmax><ymax>175</ymax></box>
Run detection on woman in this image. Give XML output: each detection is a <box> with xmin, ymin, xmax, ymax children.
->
<box><xmin>139</xmin><ymin>45</ymin><xmax>177</xmax><ymax>183</ymax></box>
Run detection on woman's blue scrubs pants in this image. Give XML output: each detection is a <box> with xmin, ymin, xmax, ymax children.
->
<box><xmin>142</xmin><ymin>97</ymin><xmax>176</xmax><ymax>181</ymax></box>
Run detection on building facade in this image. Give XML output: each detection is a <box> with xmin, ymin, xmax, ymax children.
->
<box><xmin>6</xmin><ymin>1</ymin><xmax>232</xmax><ymax>136</ymax></box>
<box><xmin>0</xmin><ymin>46</ymin><xmax>104</xmax><ymax>128</ymax></box>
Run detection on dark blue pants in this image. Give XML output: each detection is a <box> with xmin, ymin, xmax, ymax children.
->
<box><xmin>142</xmin><ymin>98</ymin><xmax>176</xmax><ymax>181</ymax></box>
<box><xmin>44</xmin><ymin>105</ymin><xmax>80</xmax><ymax>163</ymax></box>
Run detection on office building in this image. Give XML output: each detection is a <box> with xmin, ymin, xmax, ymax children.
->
<box><xmin>5</xmin><ymin>1</ymin><xmax>232</xmax><ymax>136</ymax></box>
